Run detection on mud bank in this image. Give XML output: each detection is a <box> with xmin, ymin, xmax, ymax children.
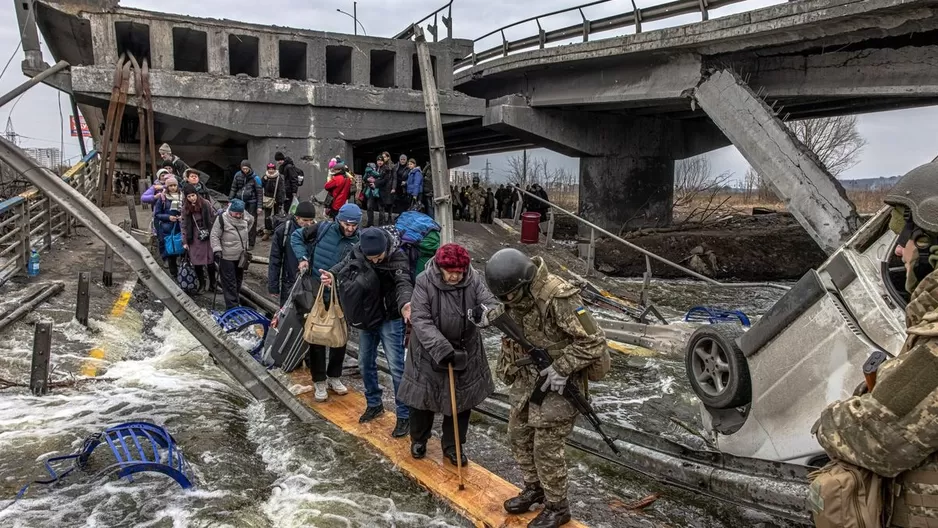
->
<box><xmin>589</xmin><ymin>213</ymin><xmax>828</xmax><ymax>281</ymax></box>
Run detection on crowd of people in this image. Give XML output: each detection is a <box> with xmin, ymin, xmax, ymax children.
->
<box><xmin>140</xmin><ymin>143</ymin><xmax>607</xmax><ymax>527</ymax></box>
<box><xmin>449</xmin><ymin>179</ymin><xmax>552</xmax><ymax>224</ymax></box>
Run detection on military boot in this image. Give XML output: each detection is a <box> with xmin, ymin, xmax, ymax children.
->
<box><xmin>504</xmin><ymin>482</ymin><xmax>545</xmax><ymax>514</ymax></box>
<box><xmin>527</xmin><ymin>499</ymin><xmax>571</xmax><ymax>528</ymax></box>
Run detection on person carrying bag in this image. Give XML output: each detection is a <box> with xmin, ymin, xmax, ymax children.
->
<box><xmin>303</xmin><ymin>272</ymin><xmax>348</xmax><ymax>348</ymax></box>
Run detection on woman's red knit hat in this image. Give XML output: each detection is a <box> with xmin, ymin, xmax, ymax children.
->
<box><xmin>435</xmin><ymin>243</ymin><xmax>471</xmax><ymax>271</ymax></box>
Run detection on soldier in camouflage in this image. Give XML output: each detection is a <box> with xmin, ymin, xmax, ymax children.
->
<box><xmin>814</xmin><ymin>161</ymin><xmax>938</xmax><ymax>528</ymax></box>
<box><xmin>467</xmin><ymin>176</ymin><xmax>486</xmax><ymax>223</ymax></box>
<box><xmin>483</xmin><ymin>248</ymin><xmax>606</xmax><ymax>528</ymax></box>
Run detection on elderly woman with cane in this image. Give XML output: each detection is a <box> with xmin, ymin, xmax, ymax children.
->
<box><xmin>398</xmin><ymin>243</ymin><xmax>497</xmax><ymax>469</ymax></box>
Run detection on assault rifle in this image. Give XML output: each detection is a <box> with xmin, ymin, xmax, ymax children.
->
<box><xmin>487</xmin><ymin>310</ymin><xmax>621</xmax><ymax>456</ymax></box>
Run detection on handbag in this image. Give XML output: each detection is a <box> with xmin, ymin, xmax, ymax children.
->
<box><xmin>231</xmin><ymin>216</ymin><xmax>252</xmax><ymax>270</ymax></box>
<box><xmin>163</xmin><ymin>224</ymin><xmax>184</xmax><ymax>256</ymax></box>
<box><xmin>176</xmin><ymin>256</ymin><xmax>199</xmax><ymax>293</ymax></box>
<box><xmin>302</xmin><ymin>275</ymin><xmax>348</xmax><ymax>348</ymax></box>
<box><xmin>262</xmin><ymin>175</ymin><xmax>280</xmax><ymax>209</ymax></box>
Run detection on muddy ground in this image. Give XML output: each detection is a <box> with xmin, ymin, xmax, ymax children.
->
<box><xmin>551</xmin><ymin>212</ymin><xmax>829</xmax><ymax>281</ymax></box>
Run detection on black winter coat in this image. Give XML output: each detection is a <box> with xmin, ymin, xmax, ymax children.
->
<box><xmin>377</xmin><ymin>164</ymin><xmax>395</xmax><ymax>205</ymax></box>
<box><xmin>268</xmin><ymin>218</ymin><xmax>300</xmax><ymax>305</ymax></box>
<box><xmin>280</xmin><ymin>158</ymin><xmax>300</xmax><ymax>198</ymax></box>
<box><xmin>229</xmin><ymin>170</ymin><xmax>262</xmax><ymax>208</ymax></box>
<box><xmin>398</xmin><ymin>261</ymin><xmax>497</xmax><ymax>414</ymax></box>
<box><xmin>329</xmin><ymin>229</ymin><xmax>413</xmax><ymax>323</ymax></box>
<box><xmin>262</xmin><ymin>173</ymin><xmax>287</xmax><ymax>205</ymax></box>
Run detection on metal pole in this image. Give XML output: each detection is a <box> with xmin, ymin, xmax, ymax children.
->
<box><xmin>414</xmin><ymin>26</ymin><xmax>453</xmax><ymax>244</ymax></box>
<box><xmin>69</xmin><ymin>96</ymin><xmax>87</xmax><ymax>157</ymax></box>
<box><xmin>76</xmin><ymin>272</ymin><xmax>90</xmax><ymax>326</ymax></box>
<box><xmin>44</xmin><ymin>195</ymin><xmax>53</xmax><ymax>250</ymax></box>
<box><xmin>30</xmin><ymin>322</ymin><xmax>52</xmax><ymax>396</ymax></box>
<box><xmin>522</xmin><ymin>149</ymin><xmax>527</xmax><ymax>186</ymax></box>
<box><xmin>103</xmin><ymin>245</ymin><xmax>114</xmax><ymax>287</ymax></box>
<box><xmin>17</xmin><ymin>200</ymin><xmax>30</xmax><ymax>272</ymax></box>
<box><xmin>126</xmin><ymin>195</ymin><xmax>139</xmax><ymax>229</ymax></box>
<box><xmin>0</xmin><ymin>60</ymin><xmax>69</xmax><ymax>109</ymax></box>
<box><xmin>354</xmin><ymin>2</ymin><xmax>358</xmax><ymax>35</ymax></box>
<box><xmin>586</xmin><ymin>228</ymin><xmax>595</xmax><ymax>277</ymax></box>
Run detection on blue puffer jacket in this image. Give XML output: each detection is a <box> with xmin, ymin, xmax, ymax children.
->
<box><xmin>290</xmin><ymin>221</ymin><xmax>360</xmax><ymax>283</ymax></box>
<box><xmin>406</xmin><ymin>167</ymin><xmax>423</xmax><ymax>198</ymax></box>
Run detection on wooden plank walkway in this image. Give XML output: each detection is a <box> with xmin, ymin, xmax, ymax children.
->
<box><xmin>289</xmin><ymin>369</ymin><xmax>588</xmax><ymax>528</ymax></box>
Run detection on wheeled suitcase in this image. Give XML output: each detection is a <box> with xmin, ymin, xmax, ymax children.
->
<box><xmin>261</xmin><ymin>276</ymin><xmax>308</xmax><ymax>371</ymax></box>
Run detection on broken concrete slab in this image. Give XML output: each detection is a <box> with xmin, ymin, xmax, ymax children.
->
<box><xmin>692</xmin><ymin>68</ymin><xmax>860</xmax><ymax>254</ymax></box>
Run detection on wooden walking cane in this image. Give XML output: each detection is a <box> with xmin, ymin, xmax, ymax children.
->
<box><xmin>447</xmin><ymin>363</ymin><xmax>465</xmax><ymax>491</ymax></box>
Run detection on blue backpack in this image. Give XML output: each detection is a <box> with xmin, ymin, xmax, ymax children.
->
<box><xmin>395</xmin><ymin>211</ymin><xmax>440</xmax><ymax>245</ymax></box>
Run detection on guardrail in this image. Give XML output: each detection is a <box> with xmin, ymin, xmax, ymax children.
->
<box><xmin>0</xmin><ymin>150</ymin><xmax>100</xmax><ymax>285</ymax></box>
<box><xmin>394</xmin><ymin>1</ymin><xmax>453</xmax><ymax>41</ymax></box>
<box><xmin>509</xmin><ymin>185</ymin><xmax>790</xmax><ymax>293</ymax></box>
<box><xmin>454</xmin><ymin>0</ymin><xmax>748</xmax><ymax>71</ymax></box>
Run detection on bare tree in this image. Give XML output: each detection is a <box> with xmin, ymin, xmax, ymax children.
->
<box><xmin>503</xmin><ymin>153</ymin><xmax>537</xmax><ymax>188</ymax></box>
<box><xmin>788</xmin><ymin>115</ymin><xmax>866</xmax><ymax>177</ymax></box>
<box><xmin>673</xmin><ymin>156</ymin><xmax>734</xmax><ymax>223</ymax></box>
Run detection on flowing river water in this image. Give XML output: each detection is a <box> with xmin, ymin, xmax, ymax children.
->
<box><xmin>0</xmin><ymin>274</ymin><xmax>791</xmax><ymax>527</ymax></box>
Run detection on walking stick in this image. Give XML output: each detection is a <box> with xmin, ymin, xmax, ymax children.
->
<box><xmin>447</xmin><ymin>363</ymin><xmax>465</xmax><ymax>491</ymax></box>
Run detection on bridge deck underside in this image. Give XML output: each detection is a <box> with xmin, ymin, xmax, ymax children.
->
<box><xmin>353</xmin><ymin>118</ymin><xmax>535</xmax><ymax>161</ymax></box>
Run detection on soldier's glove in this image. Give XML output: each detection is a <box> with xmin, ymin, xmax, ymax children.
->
<box><xmin>539</xmin><ymin>365</ymin><xmax>568</xmax><ymax>395</ymax></box>
<box><xmin>469</xmin><ymin>303</ymin><xmax>504</xmax><ymax>327</ymax></box>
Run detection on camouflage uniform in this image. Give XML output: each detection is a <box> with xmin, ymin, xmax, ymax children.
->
<box><xmin>815</xmin><ymin>271</ymin><xmax>938</xmax><ymax>527</ymax></box>
<box><xmin>467</xmin><ymin>185</ymin><xmax>486</xmax><ymax>223</ymax></box>
<box><xmin>497</xmin><ymin>257</ymin><xmax>606</xmax><ymax>504</ymax></box>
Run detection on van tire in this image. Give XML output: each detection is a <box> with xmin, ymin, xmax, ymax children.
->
<box><xmin>684</xmin><ymin>324</ymin><xmax>751</xmax><ymax>409</ymax></box>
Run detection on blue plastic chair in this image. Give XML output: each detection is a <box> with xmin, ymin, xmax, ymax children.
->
<box><xmin>684</xmin><ymin>306</ymin><xmax>751</xmax><ymax>328</ymax></box>
<box><xmin>16</xmin><ymin>422</ymin><xmax>193</xmax><ymax>500</ymax></box>
<box><xmin>213</xmin><ymin>307</ymin><xmax>270</xmax><ymax>357</ymax></box>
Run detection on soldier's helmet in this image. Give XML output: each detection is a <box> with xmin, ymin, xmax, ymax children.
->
<box><xmin>485</xmin><ymin>248</ymin><xmax>537</xmax><ymax>302</ymax></box>
<box><xmin>472</xmin><ymin>176</ymin><xmax>480</xmax><ymax>184</ymax></box>
<box><xmin>885</xmin><ymin>162</ymin><xmax>938</xmax><ymax>233</ymax></box>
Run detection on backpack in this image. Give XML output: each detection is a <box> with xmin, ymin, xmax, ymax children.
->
<box><xmin>295</xmin><ymin>167</ymin><xmax>305</xmax><ymax>186</ymax></box>
<box><xmin>395</xmin><ymin>211</ymin><xmax>441</xmax><ymax>278</ymax></box>
<box><xmin>335</xmin><ymin>257</ymin><xmax>386</xmax><ymax>331</ymax></box>
<box><xmin>808</xmin><ymin>460</ymin><xmax>885</xmax><ymax>528</ymax></box>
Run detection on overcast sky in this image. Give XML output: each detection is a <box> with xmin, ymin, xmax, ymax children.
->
<box><xmin>2</xmin><ymin>0</ymin><xmax>937</xmax><ymax>181</ymax></box>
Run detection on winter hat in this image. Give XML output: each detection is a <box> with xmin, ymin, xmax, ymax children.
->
<box><xmin>155</xmin><ymin>168</ymin><xmax>170</xmax><ymax>181</ymax></box>
<box><xmin>240</xmin><ymin>159</ymin><xmax>252</xmax><ymax>169</ymax></box>
<box><xmin>161</xmin><ymin>159</ymin><xmax>175</xmax><ymax>169</ymax></box>
<box><xmin>229</xmin><ymin>199</ymin><xmax>245</xmax><ymax>213</ymax></box>
<box><xmin>274</xmin><ymin>152</ymin><xmax>286</xmax><ymax>161</ymax></box>
<box><xmin>182</xmin><ymin>183</ymin><xmax>199</xmax><ymax>197</ymax></box>
<box><xmin>159</xmin><ymin>143</ymin><xmax>172</xmax><ymax>155</ymax></box>
<box><xmin>336</xmin><ymin>203</ymin><xmax>362</xmax><ymax>224</ymax></box>
<box><xmin>359</xmin><ymin>228</ymin><xmax>387</xmax><ymax>257</ymax></box>
<box><xmin>164</xmin><ymin>176</ymin><xmax>179</xmax><ymax>187</ymax></box>
<box><xmin>328</xmin><ymin>158</ymin><xmax>337</xmax><ymax>170</ymax></box>
<box><xmin>435</xmin><ymin>243</ymin><xmax>471</xmax><ymax>272</ymax></box>
<box><xmin>294</xmin><ymin>201</ymin><xmax>316</xmax><ymax>219</ymax></box>
<box><xmin>267</xmin><ymin>162</ymin><xmax>276</xmax><ymax>169</ymax></box>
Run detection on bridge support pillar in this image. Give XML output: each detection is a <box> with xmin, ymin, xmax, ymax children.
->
<box><xmin>247</xmin><ymin>137</ymin><xmax>352</xmax><ymax>202</ymax></box>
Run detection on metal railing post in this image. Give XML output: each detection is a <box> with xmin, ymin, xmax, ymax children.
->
<box><xmin>103</xmin><ymin>245</ymin><xmax>115</xmax><ymax>287</ymax></box>
<box><xmin>16</xmin><ymin>200</ymin><xmax>31</xmax><ymax>271</ymax></box>
<box><xmin>586</xmin><ymin>228</ymin><xmax>596</xmax><ymax>277</ymax></box>
<box><xmin>641</xmin><ymin>255</ymin><xmax>652</xmax><ymax>306</ymax></box>
<box><xmin>30</xmin><ymin>322</ymin><xmax>52</xmax><ymax>396</ymax></box>
<box><xmin>126</xmin><ymin>195</ymin><xmax>139</xmax><ymax>230</ymax></box>
<box><xmin>44</xmin><ymin>193</ymin><xmax>53</xmax><ymax>250</ymax></box>
<box><xmin>545</xmin><ymin>210</ymin><xmax>555</xmax><ymax>248</ymax></box>
<box><xmin>76</xmin><ymin>272</ymin><xmax>90</xmax><ymax>326</ymax></box>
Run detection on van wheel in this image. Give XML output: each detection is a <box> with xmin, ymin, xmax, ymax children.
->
<box><xmin>684</xmin><ymin>324</ymin><xmax>751</xmax><ymax>409</ymax></box>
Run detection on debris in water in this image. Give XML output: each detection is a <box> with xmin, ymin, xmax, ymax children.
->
<box><xmin>611</xmin><ymin>493</ymin><xmax>661</xmax><ymax>512</ymax></box>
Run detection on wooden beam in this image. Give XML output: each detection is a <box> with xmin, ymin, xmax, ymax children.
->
<box><xmin>289</xmin><ymin>369</ymin><xmax>587</xmax><ymax>528</ymax></box>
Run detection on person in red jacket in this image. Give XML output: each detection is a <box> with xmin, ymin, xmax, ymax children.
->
<box><xmin>324</xmin><ymin>157</ymin><xmax>352</xmax><ymax>219</ymax></box>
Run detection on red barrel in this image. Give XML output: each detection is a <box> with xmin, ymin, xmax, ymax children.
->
<box><xmin>520</xmin><ymin>212</ymin><xmax>541</xmax><ymax>244</ymax></box>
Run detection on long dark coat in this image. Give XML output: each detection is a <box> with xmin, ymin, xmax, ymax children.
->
<box><xmin>398</xmin><ymin>260</ymin><xmax>497</xmax><ymax>414</ymax></box>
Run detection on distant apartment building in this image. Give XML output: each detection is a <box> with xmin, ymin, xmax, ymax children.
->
<box><xmin>450</xmin><ymin>169</ymin><xmax>480</xmax><ymax>187</ymax></box>
<box><xmin>23</xmin><ymin>147</ymin><xmax>62</xmax><ymax>170</ymax></box>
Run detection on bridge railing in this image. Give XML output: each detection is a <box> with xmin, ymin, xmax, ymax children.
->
<box><xmin>394</xmin><ymin>1</ymin><xmax>454</xmax><ymax>41</ymax></box>
<box><xmin>454</xmin><ymin>0</ymin><xmax>748</xmax><ymax>71</ymax></box>
<box><xmin>508</xmin><ymin>185</ymin><xmax>790</xmax><ymax>297</ymax></box>
<box><xmin>0</xmin><ymin>150</ymin><xmax>100</xmax><ymax>285</ymax></box>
